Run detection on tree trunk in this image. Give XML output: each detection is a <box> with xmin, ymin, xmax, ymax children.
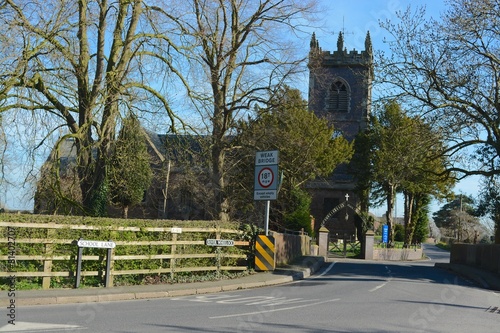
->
<box><xmin>403</xmin><ymin>191</ymin><xmax>415</xmax><ymax>246</ymax></box>
<box><xmin>212</xmin><ymin>141</ymin><xmax>230</xmax><ymax>222</ymax></box>
<box><xmin>386</xmin><ymin>183</ymin><xmax>395</xmax><ymax>246</ymax></box>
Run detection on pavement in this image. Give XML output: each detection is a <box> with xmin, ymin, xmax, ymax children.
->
<box><xmin>435</xmin><ymin>262</ymin><xmax>500</xmax><ymax>292</ymax></box>
<box><xmin>4</xmin><ymin>255</ymin><xmax>500</xmax><ymax>307</ymax></box>
<box><xmin>1</xmin><ymin>256</ymin><xmax>326</xmax><ymax>307</ymax></box>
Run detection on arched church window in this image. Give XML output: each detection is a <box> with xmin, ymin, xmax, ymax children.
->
<box><xmin>328</xmin><ymin>80</ymin><xmax>349</xmax><ymax>113</ymax></box>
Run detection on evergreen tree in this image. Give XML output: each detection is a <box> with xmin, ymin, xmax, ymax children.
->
<box><xmin>283</xmin><ymin>188</ymin><xmax>313</xmax><ymax>235</ymax></box>
<box><xmin>358</xmin><ymin>100</ymin><xmax>453</xmax><ymax>245</ymax></box>
<box><xmin>412</xmin><ymin>194</ymin><xmax>431</xmax><ymax>244</ymax></box>
<box><xmin>231</xmin><ymin>86</ymin><xmax>353</xmax><ymax>231</ymax></box>
<box><xmin>108</xmin><ymin>114</ymin><xmax>153</xmax><ymax>218</ymax></box>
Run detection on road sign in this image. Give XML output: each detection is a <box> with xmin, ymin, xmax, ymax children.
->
<box><xmin>77</xmin><ymin>239</ymin><xmax>116</xmax><ymax>249</ymax></box>
<box><xmin>255</xmin><ymin>150</ymin><xmax>278</xmax><ymax>166</ymax></box>
<box><xmin>254</xmin><ymin>151</ymin><xmax>279</xmax><ymax>201</ymax></box>
<box><xmin>254</xmin><ymin>150</ymin><xmax>279</xmax><ymax>233</ymax></box>
<box><xmin>255</xmin><ymin>235</ymin><xmax>275</xmax><ymax>271</ymax></box>
<box><xmin>75</xmin><ymin>239</ymin><xmax>115</xmax><ymax>288</ymax></box>
<box><xmin>382</xmin><ymin>225</ymin><xmax>389</xmax><ymax>243</ymax></box>
<box><xmin>254</xmin><ymin>165</ymin><xmax>278</xmax><ymax>200</ymax></box>
<box><xmin>205</xmin><ymin>239</ymin><xmax>234</xmax><ymax>246</ymax></box>
<box><xmin>257</xmin><ymin>167</ymin><xmax>275</xmax><ymax>189</ymax></box>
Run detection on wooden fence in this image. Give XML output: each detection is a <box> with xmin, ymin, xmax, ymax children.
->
<box><xmin>0</xmin><ymin>221</ymin><xmax>250</xmax><ymax>289</ymax></box>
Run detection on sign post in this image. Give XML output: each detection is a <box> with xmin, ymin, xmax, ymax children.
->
<box><xmin>75</xmin><ymin>238</ymin><xmax>116</xmax><ymax>288</ymax></box>
<box><xmin>254</xmin><ymin>150</ymin><xmax>279</xmax><ymax>235</ymax></box>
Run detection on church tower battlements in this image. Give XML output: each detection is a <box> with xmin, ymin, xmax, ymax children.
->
<box><xmin>308</xmin><ymin>31</ymin><xmax>373</xmax><ymax>141</ymax></box>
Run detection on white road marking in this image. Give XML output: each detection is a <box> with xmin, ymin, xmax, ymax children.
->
<box><xmin>369</xmin><ymin>265</ymin><xmax>393</xmax><ymax>292</ymax></box>
<box><xmin>0</xmin><ymin>322</ymin><xmax>85</xmax><ymax>332</ymax></box>
<box><xmin>315</xmin><ymin>262</ymin><xmax>336</xmax><ymax>278</ymax></box>
<box><xmin>288</xmin><ymin>261</ymin><xmax>336</xmax><ymax>284</ymax></box>
<box><xmin>209</xmin><ymin>298</ymin><xmax>340</xmax><ymax>319</ymax></box>
<box><xmin>369</xmin><ymin>282</ymin><xmax>389</xmax><ymax>292</ymax></box>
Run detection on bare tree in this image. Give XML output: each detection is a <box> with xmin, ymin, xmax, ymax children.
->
<box><xmin>0</xmin><ymin>1</ymin><xmax>181</xmax><ymax>215</ymax></box>
<box><xmin>153</xmin><ymin>0</ymin><xmax>318</xmax><ymax>221</ymax></box>
<box><xmin>378</xmin><ymin>0</ymin><xmax>500</xmax><ymax>180</ymax></box>
<box><xmin>0</xmin><ymin>0</ymin><xmax>318</xmax><ymax>218</ymax></box>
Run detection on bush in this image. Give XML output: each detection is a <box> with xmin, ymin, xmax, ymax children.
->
<box><xmin>394</xmin><ymin>224</ymin><xmax>405</xmax><ymax>242</ymax></box>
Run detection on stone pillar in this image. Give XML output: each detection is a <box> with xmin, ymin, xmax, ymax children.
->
<box><xmin>363</xmin><ymin>230</ymin><xmax>375</xmax><ymax>260</ymax></box>
<box><xmin>318</xmin><ymin>226</ymin><xmax>330</xmax><ymax>258</ymax></box>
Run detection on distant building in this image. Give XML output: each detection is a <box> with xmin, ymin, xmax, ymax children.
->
<box><xmin>34</xmin><ymin>133</ymin><xmax>214</xmax><ymax>220</ymax></box>
<box><xmin>306</xmin><ymin>31</ymin><xmax>373</xmax><ymax>240</ymax></box>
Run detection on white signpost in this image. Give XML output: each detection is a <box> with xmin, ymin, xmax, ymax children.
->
<box><xmin>254</xmin><ymin>150</ymin><xmax>279</xmax><ymax>235</ymax></box>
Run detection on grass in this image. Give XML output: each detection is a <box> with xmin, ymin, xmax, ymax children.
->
<box><xmin>435</xmin><ymin>242</ymin><xmax>451</xmax><ymax>251</ymax></box>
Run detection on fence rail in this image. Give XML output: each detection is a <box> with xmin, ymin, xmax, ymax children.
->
<box><xmin>0</xmin><ymin>221</ymin><xmax>250</xmax><ymax>289</ymax></box>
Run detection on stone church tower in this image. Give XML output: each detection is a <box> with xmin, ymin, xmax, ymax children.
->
<box><xmin>307</xmin><ymin>31</ymin><xmax>373</xmax><ymax>241</ymax></box>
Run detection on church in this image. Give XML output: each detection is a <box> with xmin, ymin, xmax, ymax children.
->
<box><xmin>306</xmin><ymin>31</ymin><xmax>373</xmax><ymax>241</ymax></box>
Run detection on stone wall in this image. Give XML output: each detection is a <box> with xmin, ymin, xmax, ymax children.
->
<box><xmin>373</xmin><ymin>248</ymin><xmax>423</xmax><ymax>261</ymax></box>
<box><xmin>450</xmin><ymin>244</ymin><xmax>500</xmax><ymax>274</ymax></box>
<box><xmin>271</xmin><ymin>232</ymin><xmax>311</xmax><ymax>266</ymax></box>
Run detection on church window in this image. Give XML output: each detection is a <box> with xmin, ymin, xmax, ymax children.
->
<box><xmin>328</xmin><ymin>80</ymin><xmax>349</xmax><ymax>113</ymax></box>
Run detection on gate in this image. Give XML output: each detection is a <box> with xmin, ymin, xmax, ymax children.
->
<box><xmin>320</xmin><ymin>199</ymin><xmax>365</xmax><ymax>259</ymax></box>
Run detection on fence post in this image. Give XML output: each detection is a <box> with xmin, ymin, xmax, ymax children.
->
<box><xmin>170</xmin><ymin>232</ymin><xmax>177</xmax><ymax>280</ymax></box>
<box><xmin>105</xmin><ymin>245</ymin><xmax>113</xmax><ymax>287</ymax></box>
<box><xmin>42</xmin><ymin>229</ymin><xmax>55</xmax><ymax>289</ymax></box>
<box><xmin>216</xmin><ymin>225</ymin><xmax>221</xmax><ymax>277</ymax></box>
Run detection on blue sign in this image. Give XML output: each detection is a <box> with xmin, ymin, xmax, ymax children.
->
<box><xmin>382</xmin><ymin>225</ymin><xmax>389</xmax><ymax>243</ymax></box>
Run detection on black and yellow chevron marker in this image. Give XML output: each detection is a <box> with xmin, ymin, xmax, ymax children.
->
<box><xmin>255</xmin><ymin>235</ymin><xmax>275</xmax><ymax>271</ymax></box>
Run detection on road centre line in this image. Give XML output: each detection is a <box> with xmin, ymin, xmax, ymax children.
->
<box><xmin>369</xmin><ymin>265</ymin><xmax>393</xmax><ymax>292</ymax></box>
<box><xmin>369</xmin><ymin>282</ymin><xmax>388</xmax><ymax>292</ymax></box>
<box><xmin>209</xmin><ymin>298</ymin><xmax>340</xmax><ymax>319</ymax></box>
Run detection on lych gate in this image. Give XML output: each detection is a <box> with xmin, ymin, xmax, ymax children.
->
<box><xmin>319</xmin><ymin>196</ymin><xmax>369</xmax><ymax>258</ymax></box>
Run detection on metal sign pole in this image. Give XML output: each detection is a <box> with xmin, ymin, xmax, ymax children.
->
<box><xmin>105</xmin><ymin>247</ymin><xmax>112</xmax><ymax>287</ymax></box>
<box><xmin>264</xmin><ymin>200</ymin><xmax>270</xmax><ymax>236</ymax></box>
<box><xmin>75</xmin><ymin>242</ymin><xmax>83</xmax><ymax>288</ymax></box>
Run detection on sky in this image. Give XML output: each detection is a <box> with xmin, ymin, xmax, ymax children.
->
<box><xmin>0</xmin><ymin>0</ymin><xmax>481</xmax><ymax>216</ymax></box>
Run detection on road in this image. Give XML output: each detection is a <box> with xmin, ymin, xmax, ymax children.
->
<box><xmin>2</xmin><ymin>245</ymin><xmax>500</xmax><ymax>333</ymax></box>
<box><xmin>421</xmin><ymin>243</ymin><xmax>453</xmax><ymax>263</ymax></box>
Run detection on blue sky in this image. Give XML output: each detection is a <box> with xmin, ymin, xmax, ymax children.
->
<box><xmin>0</xmin><ymin>0</ymin><xmax>480</xmax><ymax>215</ymax></box>
<box><xmin>313</xmin><ymin>0</ymin><xmax>446</xmax><ymax>51</ymax></box>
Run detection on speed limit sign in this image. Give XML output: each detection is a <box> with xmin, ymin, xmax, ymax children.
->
<box><xmin>258</xmin><ymin>167</ymin><xmax>274</xmax><ymax>188</ymax></box>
